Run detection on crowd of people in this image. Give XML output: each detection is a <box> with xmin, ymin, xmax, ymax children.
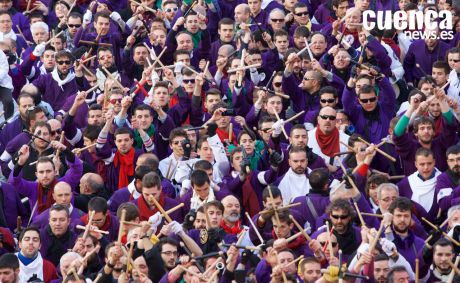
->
<box><xmin>0</xmin><ymin>0</ymin><xmax>459</xmax><ymax>281</ymax></box>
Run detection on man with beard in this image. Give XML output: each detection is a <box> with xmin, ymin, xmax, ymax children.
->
<box><xmin>436</xmin><ymin>145</ymin><xmax>460</xmax><ymax>212</ymax></box>
<box><xmin>31</xmin><ymin>50</ymin><xmax>78</xmax><ymax>112</ymax></box>
<box><xmin>122</xmin><ymin>43</ymin><xmax>148</xmax><ymax>81</ymax></box>
<box><xmin>384</xmin><ymin>197</ymin><xmax>425</xmax><ymax>270</ymax></box>
<box><xmin>397</xmin><ymin>148</ymin><xmax>440</xmax><ymax>218</ymax></box>
<box><xmin>0</xmin><ymin>253</ymin><xmax>19</xmax><ymax>283</ymax></box>
<box><xmin>15</xmin><ymin>227</ymin><xmax>57</xmax><ymax>282</ymax></box>
<box><xmin>220</xmin><ymin>195</ymin><xmax>253</xmax><ymax>247</ymax></box>
<box><xmin>311</xmin><ymin>199</ymin><xmax>361</xmax><ymax>261</ymax></box>
<box><xmin>419</xmin><ymin>238</ymin><xmax>459</xmax><ymax>282</ymax></box>
<box><xmin>393</xmin><ymin>92</ymin><xmax>456</xmax><ymax>175</ymax></box>
<box><xmin>94</xmin><ymin>47</ymin><xmax>130</xmax><ymax>91</ymax></box>
<box><xmin>297</xmin><ymin>257</ymin><xmax>321</xmax><ymax>283</ymax></box>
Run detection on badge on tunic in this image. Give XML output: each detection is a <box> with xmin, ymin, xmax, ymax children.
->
<box><xmin>200</xmin><ymin>229</ymin><xmax>208</xmax><ymax>244</ymax></box>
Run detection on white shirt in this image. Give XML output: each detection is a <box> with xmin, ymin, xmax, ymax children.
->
<box><xmin>308</xmin><ymin>127</ymin><xmax>350</xmax><ymax>167</ymax></box>
<box><xmin>0</xmin><ymin>50</ymin><xmax>13</xmax><ymax>90</ymax></box>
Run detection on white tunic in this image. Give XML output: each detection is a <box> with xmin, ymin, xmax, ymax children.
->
<box><xmin>307</xmin><ymin>127</ymin><xmax>350</xmax><ymax>167</ymax></box>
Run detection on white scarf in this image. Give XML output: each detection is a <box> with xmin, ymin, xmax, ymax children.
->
<box><xmin>96</xmin><ymin>68</ymin><xmax>120</xmax><ymax>91</ymax></box>
<box><xmin>190</xmin><ymin>187</ymin><xmax>216</xmax><ymax>210</ymax></box>
<box><xmin>278</xmin><ymin>168</ymin><xmax>311</xmax><ymax>205</ymax></box>
<box><xmin>16</xmin><ymin>252</ymin><xmax>44</xmax><ymax>282</ymax></box>
<box><xmin>51</xmin><ymin>68</ymin><xmax>76</xmax><ymax>90</ymax></box>
<box><xmin>0</xmin><ymin>29</ymin><xmax>17</xmax><ymax>41</ymax></box>
<box><xmin>127</xmin><ymin>180</ymin><xmax>141</xmax><ymax>199</ymax></box>
<box><xmin>408</xmin><ymin>169</ymin><xmax>440</xmax><ymax>212</ymax></box>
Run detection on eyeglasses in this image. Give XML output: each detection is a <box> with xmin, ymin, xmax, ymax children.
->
<box><xmin>57</xmin><ymin>60</ymin><xmax>71</xmax><ymax>65</ymax></box>
<box><xmin>260</xmin><ymin>128</ymin><xmax>272</xmax><ymax>133</ymax></box>
<box><xmin>68</xmin><ymin>24</ymin><xmax>81</xmax><ymax>28</ymax></box>
<box><xmin>319</xmin><ymin>115</ymin><xmax>336</xmax><ymax>121</ymax></box>
<box><xmin>183</xmin><ymin>79</ymin><xmax>195</xmax><ymax>84</ymax></box>
<box><xmin>295</xmin><ymin>11</ymin><xmax>309</xmax><ymax>16</ymax></box>
<box><xmin>359</xmin><ymin>97</ymin><xmax>377</xmax><ymax>104</ymax></box>
<box><xmin>161</xmin><ymin>251</ymin><xmax>178</xmax><ymax>256</ymax></box>
<box><xmin>172</xmin><ymin>139</ymin><xmax>185</xmax><ymax>145</ymax></box>
<box><xmin>320</xmin><ymin>99</ymin><xmax>335</xmax><ymax>104</ymax></box>
<box><xmin>165</xmin><ymin>7</ymin><xmax>178</xmax><ymax>12</ymax></box>
<box><xmin>331</xmin><ymin>214</ymin><xmax>349</xmax><ymax>220</ymax></box>
<box><xmin>336</xmin><ymin>118</ymin><xmax>348</xmax><ymax>123</ymax></box>
<box><xmin>271</xmin><ymin>18</ymin><xmax>284</xmax><ymax>22</ymax></box>
<box><xmin>319</xmin><ymin>242</ymin><xmax>338</xmax><ymax>247</ymax></box>
<box><xmin>273</xmin><ymin>82</ymin><xmax>282</xmax><ymax>87</ymax></box>
<box><xmin>51</xmin><ymin>129</ymin><xmax>62</xmax><ymax>136</ymax></box>
<box><xmin>109</xmin><ymin>98</ymin><xmax>122</xmax><ymax>104</ymax></box>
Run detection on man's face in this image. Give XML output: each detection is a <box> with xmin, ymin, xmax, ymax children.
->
<box><xmin>204</xmin><ymin>94</ymin><xmax>221</xmax><ymax>111</ymax></box>
<box><xmin>19</xmin><ymin>230</ymin><xmax>41</xmax><ymax>258</ymax></box>
<box><xmin>317</xmin><ymin>232</ymin><xmax>338</xmax><ymax>259</ymax></box>
<box><xmin>392</xmin><ymin>271</ymin><xmax>410</xmax><ymax>283</ymax></box>
<box><xmin>392</xmin><ymin>208</ymin><xmax>411</xmax><ymax>234</ymax></box>
<box><xmin>272</xmin><ymin>220</ymin><xmax>293</xmax><ymax>238</ymax></box>
<box><xmin>320</xmin><ymin>93</ymin><xmax>337</xmax><ymax>108</ymax></box>
<box><xmin>185</xmin><ymin>15</ymin><xmax>199</xmax><ymax>34</ymax></box>
<box><xmin>161</xmin><ymin>243</ymin><xmax>178</xmax><ymax>269</ymax></box>
<box><xmin>447</xmin><ymin>52</ymin><xmax>460</xmax><ymax>72</ymax></box>
<box><xmin>219</xmin><ymin>24</ymin><xmax>234</xmax><ymax>43</ymax></box>
<box><xmin>318</xmin><ymin>108</ymin><xmax>337</xmax><ymax>135</ymax></box>
<box><xmin>270</xmin><ymin>12</ymin><xmax>285</xmax><ymax>31</ymax></box>
<box><xmin>301</xmin><ymin>262</ymin><xmax>321</xmax><ymax>283</ymax></box>
<box><xmin>0</xmin><ymin>13</ymin><xmax>12</xmax><ymax>33</ymax></box>
<box><xmin>329</xmin><ymin>208</ymin><xmax>351</xmax><ymax>234</ymax></box>
<box><xmin>153</xmin><ymin>86</ymin><xmax>170</xmax><ymax>107</ymax></box>
<box><xmin>433</xmin><ymin>245</ymin><xmax>454</xmax><ymax>272</ymax></box>
<box><xmin>355</xmin><ymin>78</ymin><xmax>371</xmax><ymax>94</ymax></box>
<box><xmin>263</xmin><ymin>196</ymin><xmax>282</xmax><ymax>210</ymax></box>
<box><xmin>56</xmin><ymin>56</ymin><xmax>72</xmax><ymax>75</ymax></box>
<box><xmin>133</xmin><ymin>46</ymin><xmax>148</xmax><ymax>66</ymax></box>
<box><xmin>290</xmin><ymin>128</ymin><xmax>308</xmax><ymax>148</ymax></box>
<box><xmin>152</xmin><ymin>29</ymin><xmax>167</xmax><ymax>47</ymax></box>
<box><xmin>248</xmin><ymin>0</ymin><xmax>261</xmax><ymax>14</ymax></box>
<box><xmin>0</xmin><ymin>0</ymin><xmax>12</xmax><ymax>11</ymax></box>
<box><xmin>143</xmin><ymin>186</ymin><xmax>162</xmax><ymax>205</ymax></box>
<box><xmin>163</xmin><ymin>4</ymin><xmax>178</xmax><ymax>20</ymax></box>
<box><xmin>335</xmin><ymin>112</ymin><xmax>349</xmax><ymax>129</ymax></box>
<box><xmin>175</xmin><ymin>53</ymin><xmax>191</xmax><ymax>66</ymax></box>
<box><xmin>449</xmin><ymin>210</ymin><xmax>460</xmax><ymax>230</ymax></box>
<box><xmin>135</xmin><ymin>109</ymin><xmax>153</xmax><ymax>130</ymax></box>
<box><xmin>40</xmin><ymin>49</ymin><xmax>55</xmax><ymax>69</ymax></box>
<box><xmin>302</xmin><ymin>71</ymin><xmax>319</xmax><ymax>91</ymax></box>
<box><xmin>310</xmin><ymin>34</ymin><xmax>327</xmax><ymax>56</ymax></box>
<box><xmin>197</xmin><ymin>141</ymin><xmax>213</xmax><ymax>162</ymax></box>
<box><xmin>36</xmin><ymin>161</ymin><xmax>56</xmax><ymax>187</ymax></box>
<box><xmin>415</xmin><ymin>123</ymin><xmax>434</xmax><ymax>145</ymax></box>
<box><xmin>275</xmin><ymin>35</ymin><xmax>289</xmax><ymax>54</ymax></box>
<box><xmin>358</xmin><ymin>91</ymin><xmax>378</xmax><ymax>112</ymax></box>
<box><xmin>333</xmin><ymin>50</ymin><xmax>350</xmax><ymax>70</ymax></box>
<box><xmin>115</xmin><ymin>133</ymin><xmax>133</xmax><ymax>154</ymax></box>
<box><xmin>428</xmin><ymin>100</ymin><xmax>441</xmax><ymax>118</ymax></box>
<box><xmin>432</xmin><ymin>67</ymin><xmax>447</xmax><ymax>86</ymax></box>
<box><xmin>415</xmin><ymin>154</ymin><xmax>435</xmax><ymax>180</ymax></box>
<box><xmin>355</xmin><ymin>0</ymin><xmax>370</xmax><ymax>10</ymax></box>
<box><xmin>379</xmin><ymin>188</ymin><xmax>397</xmax><ymax>213</ymax></box>
<box><xmin>52</xmin><ymin>37</ymin><xmax>65</xmax><ymax>52</ymax></box>
<box><xmin>53</xmin><ymin>184</ymin><xmax>72</xmax><ymax>206</ymax></box>
<box><xmin>67</xmin><ymin>17</ymin><xmax>82</xmax><ymax>37</ymax></box>
<box><xmin>32</xmin><ymin>27</ymin><xmax>48</xmax><ymax>44</ymax></box>
<box><xmin>277</xmin><ymin>251</ymin><xmax>296</xmax><ymax>274</ymax></box>
<box><xmin>425</xmin><ymin>35</ymin><xmax>439</xmax><ymax>50</ymax></box>
<box><xmin>288</xmin><ymin>151</ymin><xmax>308</xmax><ymax>174</ymax></box>
<box><xmin>88</xmin><ymin>109</ymin><xmax>104</xmax><ymax>126</ymax></box>
<box><xmin>98</xmin><ymin>50</ymin><xmax>114</xmax><ymax>69</ymax></box>
<box><xmin>265</xmin><ymin>96</ymin><xmax>282</xmax><ymax>115</ymax></box>
<box><xmin>420</xmin><ymin>83</ymin><xmax>434</xmax><ymax>96</ymax></box>
<box><xmin>176</xmin><ymin>33</ymin><xmax>193</xmax><ymax>52</ymax></box>
<box><xmin>373</xmin><ymin>260</ymin><xmax>390</xmax><ymax>283</ymax></box>
<box><xmin>234</xmin><ymin>6</ymin><xmax>249</xmax><ymax>24</ymax></box>
<box><xmin>0</xmin><ymin>268</ymin><xmax>17</xmax><ymax>283</ymax></box>
<box><xmin>194</xmin><ymin>211</ymin><xmax>207</xmax><ymax>229</ymax></box>
<box><xmin>95</xmin><ymin>17</ymin><xmax>110</xmax><ymax>35</ymax></box>
<box><xmin>206</xmin><ymin>205</ymin><xmax>223</xmax><ymax>228</ymax></box>
<box><xmin>133</xmin><ymin>256</ymin><xmax>149</xmax><ymax>279</ymax></box>
<box><xmin>170</xmin><ymin>135</ymin><xmax>186</xmax><ymax>157</ymax></box>
<box><xmin>333</xmin><ymin>0</ymin><xmax>349</xmax><ymax>17</ymax></box>
<box><xmin>223</xmin><ymin>197</ymin><xmax>241</xmax><ymax>223</ymax></box>
<box><xmin>294</xmin><ymin>7</ymin><xmax>309</xmax><ymax>25</ymax></box>
<box><xmin>49</xmin><ymin>210</ymin><xmax>70</xmax><ymax>237</ymax></box>
<box><xmin>91</xmin><ymin>211</ymin><xmax>107</xmax><ymax>229</ymax></box>
<box><xmin>107</xmin><ymin>246</ymin><xmax>124</xmax><ymax>269</ymax></box>
<box><xmin>447</xmin><ymin>153</ymin><xmax>460</xmax><ymax>173</ymax></box>
<box><xmin>19</xmin><ymin>97</ymin><xmax>34</xmax><ymax>120</ymax></box>
<box><xmin>193</xmin><ymin>183</ymin><xmax>210</xmax><ymax>200</ymax></box>
<box><xmin>183</xmin><ymin>74</ymin><xmax>196</xmax><ymax>93</ymax></box>
<box><xmin>259</xmin><ymin>121</ymin><xmax>274</xmax><ymax>143</ymax></box>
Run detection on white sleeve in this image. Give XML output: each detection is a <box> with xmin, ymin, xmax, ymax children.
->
<box><xmin>207</xmin><ymin>134</ymin><xmax>230</xmax><ymax>176</ymax></box>
<box><xmin>389</xmin><ymin>254</ymin><xmax>415</xmax><ymax>280</ymax></box>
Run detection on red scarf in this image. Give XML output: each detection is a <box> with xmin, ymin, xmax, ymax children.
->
<box><xmin>37</xmin><ymin>179</ymin><xmax>58</xmax><ymax>213</ymax></box>
<box><xmin>220</xmin><ymin>219</ymin><xmax>243</xmax><ymax>235</ymax></box>
<box><xmin>272</xmin><ymin>230</ymin><xmax>306</xmax><ymax>249</ymax></box>
<box><xmin>113</xmin><ymin>148</ymin><xmax>135</xmax><ymax>189</ymax></box>
<box><xmin>242</xmin><ymin>172</ymin><xmax>261</xmax><ymax>217</ymax></box>
<box><xmin>137</xmin><ymin>193</ymin><xmax>166</xmax><ymax>221</ymax></box>
<box><xmin>81</xmin><ymin>212</ymin><xmax>112</xmax><ymax>232</ymax></box>
<box><xmin>90</xmin><ymin>152</ymin><xmax>107</xmax><ymax>180</ymax></box>
<box><xmin>216</xmin><ymin>128</ymin><xmax>237</xmax><ymax>146</ymax></box>
<box><xmin>316</xmin><ymin>127</ymin><xmax>340</xmax><ymax>157</ymax></box>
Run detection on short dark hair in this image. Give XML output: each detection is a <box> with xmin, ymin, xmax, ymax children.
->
<box><xmin>83</xmin><ymin>125</ymin><xmax>102</xmax><ymax>141</ymax></box>
<box><xmin>203</xmin><ymin>200</ymin><xmax>224</xmax><ymax>213</ymax></box>
<box><xmin>195</xmin><ymin>160</ymin><xmax>213</xmax><ymax>171</ymax></box>
<box><xmin>358</xmin><ymin>85</ymin><xmax>376</xmax><ymax>96</ymax></box>
<box><xmin>387</xmin><ymin>266</ymin><xmax>409</xmax><ymax>283</ymax></box>
<box><xmin>50</xmin><ymin>203</ymin><xmax>70</xmax><ymax>218</ymax></box>
<box><xmin>447</xmin><ymin>145</ymin><xmax>460</xmax><ymax>157</ymax></box>
<box><xmin>134</xmin><ymin>104</ymin><xmax>153</xmax><ymax>115</ymax></box>
<box><xmin>190</xmin><ymin>170</ymin><xmax>210</xmax><ymax>187</ymax></box>
<box><xmin>319</xmin><ymin>86</ymin><xmax>338</xmax><ymax>98</ymax></box>
<box><xmin>142</xmin><ymin>172</ymin><xmax>162</xmax><ymax>189</ymax></box>
<box><xmin>309</xmin><ymin>168</ymin><xmax>330</xmax><ymax>191</ymax></box>
<box><xmin>158</xmin><ymin>237</ymin><xmax>179</xmax><ymax>252</ymax></box>
<box><xmin>114</xmin><ymin>127</ymin><xmax>134</xmax><ymax>139</ymax></box>
<box><xmin>413</xmin><ymin>116</ymin><xmax>434</xmax><ymax>134</ymax></box>
<box><xmin>432</xmin><ymin>60</ymin><xmax>450</xmax><ymax>74</ymax></box>
<box><xmin>262</xmin><ymin>185</ymin><xmax>282</xmax><ymax>202</ymax></box>
<box><xmin>88</xmin><ymin>197</ymin><xmax>108</xmax><ymax>214</ymax></box>
<box><xmin>94</xmin><ymin>11</ymin><xmax>110</xmax><ymax>22</ymax></box>
<box><xmin>415</xmin><ymin>147</ymin><xmax>434</xmax><ymax>160</ymax></box>
<box><xmin>388</xmin><ymin>197</ymin><xmax>412</xmax><ymax>214</ymax></box>
<box><xmin>117</xmin><ymin>203</ymin><xmax>139</xmax><ymax>222</ymax></box>
<box><xmin>19</xmin><ymin>227</ymin><xmax>41</xmax><ymax>242</ymax></box>
<box><xmin>135</xmin><ymin>165</ymin><xmax>153</xmax><ymax>181</ymax></box>
<box><xmin>0</xmin><ymin>253</ymin><xmax>19</xmax><ymax>270</ymax></box>
<box><xmin>290</xmin><ymin>124</ymin><xmax>307</xmax><ymax>136</ymax></box>
<box><xmin>169</xmin><ymin>128</ymin><xmax>187</xmax><ymax>144</ymax></box>
<box><xmin>326</xmin><ymin>199</ymin><xmax>356</xmax><ymax>218</ymax></box>
<box><xmin>433</xmin><ymin>238</ymin><xmax>454</xmax><ymax>254</ymax></box>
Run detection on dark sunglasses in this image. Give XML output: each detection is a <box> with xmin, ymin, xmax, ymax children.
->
<box><xmin>165</xmin><ymin>7</ymin><xmax>178</xmax><ymax>12</ymax></box>
<box><xmin>359</xmin><ymin>97</ymin><xmax>377</xmax><ymax>104</ymax></box>
<box><xmin>320</xmin><ymin>99</ymin><xmax>335</xmax><ymax>104</ymax></box>
<box><xmin>51</xmin><ymin>129</ymin><xmax>62</xmax><ymax>136</ymax></box>
<box><xmin>110</xmin><ymin>98</ymin><xmax>122</xmax><ymax>104</ymax></box>
<box><xmin>271</xmin><ymin>18</ymin><xmax>284</xmax><ymax>22</ymax></box>
<box><xmin>57</xmin><ymin>60</ymin><xmax>71</xmax><ymax>65</ymax></box>
<box><xmin>320</xmin><ymin>242</ymin><xmax>338</xmax><ymax>248</ymax></box>
<box><xmin>68</xmin><ymin>24</ymin><xmax>81</xmax><ymax>28</ymax></box>
<box><xmin>273</xmin><ymin>82</ymin><xmax>282</xmax><ymax>87</ymax></box>
<box><xmin>319</xmin><ymin>115</ymin><xmax>336</xmax><ymax>121</ymax></box>
<box><xmin>183</xmin><ymin>79</ymin><xmax>195</xmax><ymax>84</ymax></box>
<box><xmin>331</xmin><ymin>214</ymin><xmax>349</xmax><ymax>220</ymax></box>
<box><xmin>295</xmin><ymin>11</ymin><xmax>309</xmax><ymax>16</ymax></box>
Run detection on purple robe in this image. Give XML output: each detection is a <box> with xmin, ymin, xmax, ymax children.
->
<box><xmin>391</xmin><ymin>228</ymin><xmax>425</xmax><ymax>270</ymax></box>
<box><xmin>10</xmin><ymin>8</ymin><xmax>31</xmax><ymax>41</ymax></box>
<box><xmin>397</xmin><ymin>175</ymin><xmax>439</xmax><ymax>220</ymax></box>
<box><xmin>313</xmin><ymin>3</ymin><xmax>333</xmax><ymax>26</ymax></box>
<box><xmin>40</xmin><ymin>225</ymin><xmax>77</xmax><ymax>266</ymax></box>
<box><xmin>32</xmin><ymin>72</ymin><xmax>78</xmax><ymax>112</ymax></box>
<box><xmin>61</xmin><ymin>94</ymin><xmax>89</xmax><ymax>129</ymax></box>
<box><xmin>103</xmin><ymin>148</ymin><xmax>143</xmax><ymax>193</ymax></box>
<box><xmin>291</xmin><ymin>192</ymin><xmax>331</xmax><ymax>233</ymax></box>
<box><xmin>72</xmin><ymin>212</ymin><xmax>120</xmax><ymax>242</ymax></box>
<box><xmin>0</xmin><ymin>182</ymin><xmax>28</xmax><ymax>231</ymax></box>
<box><xmin>0</xmin><ymin>116</ymin><xmax>25</xmax><ymax>154</ymax></box>
<box><xmin>435</xmin><ymin>172</ymin><xmax>460</xmax><ymax>212</ymax></box>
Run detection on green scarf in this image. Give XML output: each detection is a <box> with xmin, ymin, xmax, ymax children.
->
<box><xmin>228</xmin><ymin>140</ymin><xmax>264</xmax><ymax>170</ymax></box>
<box><xmin>187</xmin><ymin>31</ymin><xmax>202</xmax><ymax>49</ymax></box>
<box><xmin>134</xmin><ymin>125</ymin><xmax>155</xmax><ymax>149</ymax></box>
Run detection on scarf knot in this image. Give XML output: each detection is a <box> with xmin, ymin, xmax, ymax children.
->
<box><xmin>220</xmin><ymin>219</ymin><xmax>243</xmax><ymax>235</ymax></box>
<box><xmin>114</xmin><ymin>148</ymin><xmax>135</xmax><ymax>189</ymax></box>
<box><xmin>137</xmin><ymin>193</ymin><xmax>166</xmax><ymax>221</ymax></box>
<box><xmin>315</xmin><ymin>127</ymin><xmax>340</xmax><ymax>157</ymax></box>
<box><xmin>37</xmin><ymin>179</ymin><xmax>58</xmax><ymax>213</ymax></box>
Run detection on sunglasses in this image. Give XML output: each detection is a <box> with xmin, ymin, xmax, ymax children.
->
<box><xmin>110</xmin><ymin>98</ymin><xmax>122</xmax><ymax>104</ymax></box>
<box><xmin>271</xmin><ymin>18</ymin><xmax>284</xmax><ymax>22</ymax></box>
<box><xmin>331</xmin><ymin>214</ymin><xmax>349</xmax><ymax>220</ymax></box>
<box><xmin>319</xmin><ymin>115</ymin><xmax>336</xmax><ymax>121</ymax></box>
<box><xmin>51</xmin><ymin>129</ymin><xmax>62</xmax><ymax>136</ymax></box>
<box><xmin>183</xmin><ymin>79</ymin><xmax>195</xmax><ymax>84</ymax></box>
<box><xmin>359</xmin><ymin>97</ymin><xmax>377</xmax><ymax>104</ymax></box>
<box><xmin>172</xmin><ymin>140</ymin><xmax>185</xmax><ymax>145</ymax></box>
<box><xmin>68</xmin><ymin>24</ymin><xmax>81</xmax><ymax>28</ymax></box>
<box><xmin>321</xmin><ymin>99</ymin><xmax>335</xmax><ymax>104</ymax></box>
<box><xmin>165</xmin><ymin>7</ymin><xmax>178</xmax><ymax>12</ymax></box>
<box><xmin>320</xmin><ymin>242</ymin><xmax>338</xmax><ymax>248</ymax></box>
<box><xmin>273</xmin><ymin>82</ymin><xmax>282</xmax><ymax>87</ymax></box>
<box><xmin>295</xmin><ymin>11</ymin><xmax>309</xmax><ymax>16</ymax></box>
<box><xmin>57</xmin><ymin>60</ymin><xmax>71</xmax><ymax>65</ymax></box>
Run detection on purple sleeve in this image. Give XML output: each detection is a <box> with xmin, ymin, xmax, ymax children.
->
<box><xmin>8</xmin><ymin>169</ymin><xmax>37</xmax><ymax>207</ymax></box>
<box><xmin>403</xmin><ymin>44</ymin><xmax>416</xmax><ymax>83</ymax></box>
<box><xmin>246</xmin><ymin>106</ymin><xmax>261</xmax><ymax>130</ymax></box>
<box><xmin>366</xmin><ymin>36</ymin><xmax>392</xmax><ymax>77</ymax></box>
<box><xmin>393</xmin><ymin>133</ymin><xmax>415</xmax><ymax>160</ymax></box>
<box><xmin>60</xmin><ymin>157</ymin><xmax>83</xmax><ymax>192</ymax></box>
<box><xmin>281</xmin><ymin>74</ymin><xmax>305</xmax><ymax>113</ymax></box>
<box><xmin>255</xmin><ymin>259</ymin><xmax>272</xmax><ymax>283</ymax></box>
<box><xmin>436</xmin><ymin>174</ymin><xmax>454</xmax><ymax>211</ymax></box>
<box><xmin>341</xmin><ymin>86</ymin><xmax>360</xmax><ymax>119</ymax></box>
<box><xmin>377</xmin><ymin>77</ymin><xmax>396</xmax><ymax>115</ymax></box>
<box><xmin>31</xmin><ymin>74</ymin><xmax>46</xmax><ymax>93</ymax></box>
<box><xmin>440</xmin><ymin>115</ymin><xmax>458</xmax><ymax>148</ymax></box>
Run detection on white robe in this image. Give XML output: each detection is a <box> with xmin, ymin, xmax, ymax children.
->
<box><xmin>16</xmin><ymin>252</ymin><xmax>44</xmax><ymax>283</ymax></box>
<box><xmin>308</xmin><ymin>128</ymin><xmax>350</xmax><ymax>167</ymax></box>
<box><xmin>407</xmin><ymin>169</ymin><xmax>440</xmax><ymax>212</ymax></box>
<box><xmin>278</xmin><ymin>168</ymin><xmax>312</xmax><ymax>205</ymax></box>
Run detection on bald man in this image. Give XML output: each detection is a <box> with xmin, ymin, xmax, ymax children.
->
<box><xmin>234</xmin><ymin>4</ymin><xmax>250</xmax><ymax>25</ymax></box>
<box><xmin>220</xmin><ymin>195</ymin><xmax>254</xmax><ymax>247</ymax></box>
<box><xmin>75</xmin><ymin>173</ymin><xmax>106</xmax><ymax>212</ymax></box>
<box><xmin>31</xmin><ymin>182</ymin><xmax>84</xmax><ymax>229</ymax></box>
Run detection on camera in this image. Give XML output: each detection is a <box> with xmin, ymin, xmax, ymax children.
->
<box><xmin>222</xmin><ymin>109</ymin><xmax>235</xmax><ymax>116</ymax></box>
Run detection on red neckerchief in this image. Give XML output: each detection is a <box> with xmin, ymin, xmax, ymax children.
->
<box><xmin>90</xmin><ymin>151</ymin><xmax>107</xmax><ymax>180</ymax></box>
<box><xmin>81</xmin><ymin>212</ymin><xmax>112</xmax><ymax>232</ymax></box>
<box><xmin>316</xmin><ymin>127</ymin><xmax>340</xmax><ymax>157</ymax></box>
<box><xmin>272</xmin><ymin>230</ymin><xmax>306</xmax><ymax>249</ymax></box>
<box><xmin>220</xmin><ymin>219</ymin><xmax>243</xmax><ymax>235</ymax></box>
<box><xmin>216</xmin><ymin>128</ymin><xmax>237</xmax><ymax>146</ymax></box>
<box><xmin>137</xmin><ymin>193</ymin><xmax>166</xmax><ymax>221</ymax></box>
<box><xmin>113</xmin><ymin>147</ymin><xmax>135</xmax><ymax>189</ymax></box>
<box><xmin>37</xmin><ymin>179</ymin><xmax>58</xmax><ymax>213</ymax></box>
<box><xmin>242</xmin><ymin>172</ymin><xmax>260</xmax><ymax>217</ymax></box>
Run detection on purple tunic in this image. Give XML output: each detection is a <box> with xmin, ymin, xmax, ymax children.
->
<box><xmin>39</xmin><ymin>225</ymin><xmax>78</xmax><ymax>266</ymax></box>
<box><xmin>61</xmin><ymin>94</ymin><xmax>89</xmax><ymax>129</ymax></box>
<box><xmin>435</xmin><ymin>172</ymin><xmax>460</xmax><ymax>212</ymax></box>
<box><xmin>397</xmin><ymin>175</ymin><xmax>438</xmax><ymax>221</ymax></box>
<box><xmin>32</xmin><ymin>73</ymin><xmax>78</xmax><ymax>112</ymax></box>
<box><xmin>0</xmin><ymin>182</ymin><xmax>28</xmax><ymax>231</ymax></box>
